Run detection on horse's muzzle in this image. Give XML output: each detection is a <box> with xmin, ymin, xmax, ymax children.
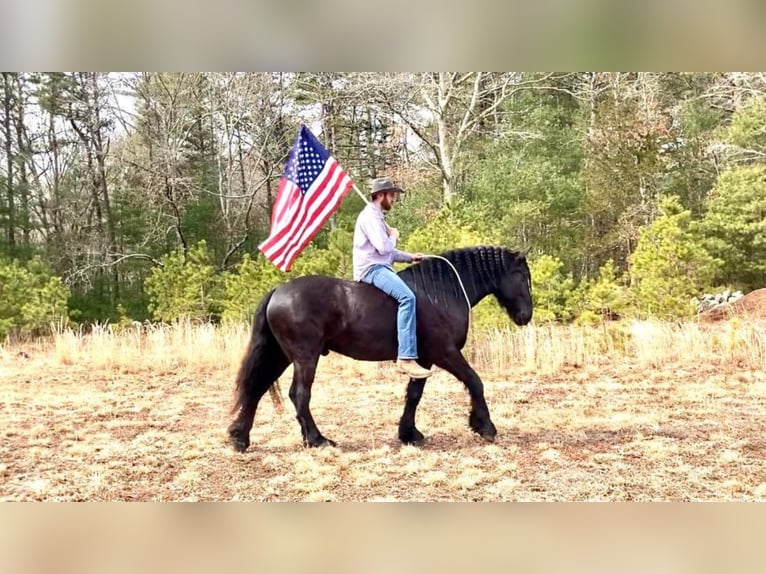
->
<box><xmin>514</xmin><ymin>311</ymin><xmax>532</xmax><ymax>326</ymax></box>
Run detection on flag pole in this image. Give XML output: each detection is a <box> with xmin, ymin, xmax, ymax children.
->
<box><xmin>351</xmin><ymin>183</ymin><xmax>371</xmax><ymax>205</ymax></box>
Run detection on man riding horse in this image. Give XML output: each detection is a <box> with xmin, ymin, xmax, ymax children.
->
<box><xmin>228</xmin><ymin>177</ymin><xmax>533</xmax><ymax>452</ymax></box>
<box><xmin>353</xmin><ymin>177</ymin><xmax>432</xmax><ymax>380</ymax></box>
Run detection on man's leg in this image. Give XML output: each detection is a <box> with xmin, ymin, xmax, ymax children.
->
<box><xmin>364</xmin><ymin>266</ymin><xmax>431</xmax><ymax>378</ymax></box>
<box><xmin>365</xmin><ymin>266</ymin><xmax>416</xmax><ymax>357</ymax></box>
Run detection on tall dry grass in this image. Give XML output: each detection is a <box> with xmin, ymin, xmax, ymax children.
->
<box><xmin>470</xmin><ymin>318</ymin><xmax>766</xmax><ymax>374</ymax></box>
<box><xmin>3</xmin><ymin>317</ymin><xmax>762</xmax><ymax>375</ymax></box>
<box><xmin>48</xmin><ymin>320</ymin><xmax>251</xmax><ymax>373</ymax></box>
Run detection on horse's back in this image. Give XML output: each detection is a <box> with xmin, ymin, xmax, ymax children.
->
<box><xmin>268</xmin><ymin>275</ymin><xmax>350</xmax><ymax>325</ymax></box>
<box><xmin>266</xmin><ymin>275</ymin><xmax>399</xmax><ymax>360</ymax></box>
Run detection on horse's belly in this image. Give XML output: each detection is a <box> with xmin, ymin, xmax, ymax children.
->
<box><xmin>326</xmin><ymin>321</ymin><xmax>398</xmax><ymax>362</ymax></box>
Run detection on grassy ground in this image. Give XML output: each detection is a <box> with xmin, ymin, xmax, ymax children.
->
<box><xmin>1</xmin><ymin>319</ymin><xmax>765</xmax><ymax>501</ymax></box>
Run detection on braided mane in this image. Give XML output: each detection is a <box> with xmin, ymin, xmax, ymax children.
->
<box><xmin>398</xmin><ymin>246</ymin><xmax>519</xmax><ymax>309</ymax></box>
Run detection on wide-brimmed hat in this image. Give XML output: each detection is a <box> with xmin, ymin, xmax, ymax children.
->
<box><xmin>370</xmin><ymin>177</ymin><xmax>405</xmax><ymax>197</ymax></box>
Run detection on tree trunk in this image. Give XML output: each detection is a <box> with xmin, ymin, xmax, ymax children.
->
<box><xmin>87</xmin><ymin>74</ymin><xmax>119</xmax><ymax>304</ymax></box>
<box><xmin>14</xmin><ymin>75</ymin><xmax>30</xmax><ymax>246</ymax></box>
<box><xmin>2</xmin><ymin>72</ymin><xmax>15</xmax><ymax>250</ymax></box>
<box><xmin>49</xmin><ymin>104</ymin><xmax>62</xmax><ymax>242</ymax></box>
<box><xmin>436</xmin><ymin>73</ymin><xmax>455</xmax><ymax>203</ymax></box>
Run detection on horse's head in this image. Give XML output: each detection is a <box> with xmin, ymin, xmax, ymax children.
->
<box><xmin>495</xmin><ymin>250</ymin><xmax>533</xmax><ymax>326</ymax></box>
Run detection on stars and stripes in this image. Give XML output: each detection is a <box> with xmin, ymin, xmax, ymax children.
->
<box><xmin>258</xmin><ymin>125</ymin><xmax>353</xmax><ymax>271</ymax></box>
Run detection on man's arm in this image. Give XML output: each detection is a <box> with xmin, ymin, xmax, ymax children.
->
<box><xmin>392</xmin><ymin>248</ymin><xmax>413</xmax><ymax>263</ymax></box>
<box><xmin>394</xmin><ymin>249</ymin><xmax>427</xmax><ymax>264</ymax></box>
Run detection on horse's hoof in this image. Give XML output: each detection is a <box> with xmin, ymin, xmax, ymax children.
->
<box><xmin>469</xmin><ymin>414</ymin><xmax>497</xmax><ymax>442</ymax></box>
<box><xmin>478</xmin><ymin>422</ymin><xmax>497</xmax><ymax>442</ymax></box>
<box><xmin>479</xmin><ymin>431</ymin><xmax>496</xmax><ymax>443</ymax></box>
<box><xmin>470</xmin><ymin>427</ymin><xmax>497</xmax><ymax>442</ymax></box>
<box><xmin>228</xmin><ymin>426</ymin><xmax>250</xmax><ymax>452</ymax></box>
<box><xmin>408</xmin><ymin>437</ymin><xmax>427</xmax><ymax>447</ymax></box>
<box><xmin>399</xmin><ymin>427</ymin><xmax>425</xmax><ymax>446</ymax></box>
<box><xmin>306</xmin><ymin>437</ymin><xmax>337</xmax><ymax>448</ymax></box>
<box><xmin>230</xmin><ymin>437</ymin><xmax>250</xmax><ymax>453</ymax></box>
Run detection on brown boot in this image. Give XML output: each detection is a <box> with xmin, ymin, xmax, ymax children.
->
<box><xmin>397</xmin><ymin>359</ymin><xmax>433</xmax><ymax>379</ymax></box>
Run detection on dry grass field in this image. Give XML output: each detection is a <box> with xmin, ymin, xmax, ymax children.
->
<box><xmin>1</xmin><ymin>316</ymin><xmax>765</xmax><ymax>501</ymax></box>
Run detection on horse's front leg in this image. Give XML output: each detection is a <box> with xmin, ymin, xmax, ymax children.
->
<box><xmin>435</xmin><ymin>351</ymin><xmax>497</xmax><ymax>442</ymax></box>
<box><xmin>288</xmin><ymin>357</ymin><xmax>336</xmax><ymax>448</ymax></box>
<box><xmin>398</xmin><ymin>377</ymin><xmax>428</xmax><ymax>445</ymax></box>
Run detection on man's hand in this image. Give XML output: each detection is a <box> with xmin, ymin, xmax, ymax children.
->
<box><xmin>388</xmin><ymin>227</ymin><xmax>400</xmax><ymax>241</ymax></box>
<box><xmin>411</xmin><ymin>253</ymin><xmax>425</xmax><ymax>263</ymax></box>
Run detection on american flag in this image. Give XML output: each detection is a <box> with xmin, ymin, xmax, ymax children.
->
<box><xmin>258</xmin><ymin>125</ymin><xmax>353</xmax><ymax>271</ymax></box>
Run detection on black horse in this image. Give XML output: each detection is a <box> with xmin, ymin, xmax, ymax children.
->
<box><xmin>228</xmin><ymin>245</ymin><xmax>533</xmax><ymax>452</ymax></box>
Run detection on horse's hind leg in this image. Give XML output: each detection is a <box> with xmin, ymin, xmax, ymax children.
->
<box><xmin>289</xmin><ymin>356</ymin><xmax>336</xmax><ymax>448</ymax></box>
<box><xmin>435</xmin><ymin>350</ymin><xmax>497</xmax><ymax>442</ymax></box>
<box><xmin>228</xmin><ymin>355</ymin><xmax>290</xmax><ymax>453</ymax></box>
<box><xmin>398</xmin><ymin>377</ymin><xmax>428</xmax><ymax>445</ymax></box>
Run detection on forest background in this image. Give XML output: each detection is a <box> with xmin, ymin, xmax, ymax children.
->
<box><xmin>2</xmin><ymin>72</ymin><xmax>765</xmax><ymax>337</ymax></box>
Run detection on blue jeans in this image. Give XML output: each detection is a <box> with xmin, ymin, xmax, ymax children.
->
<box><xmin>361</xmin><ymin>265</ymin><xmax>418</xmax><ymax>359</ymax></box>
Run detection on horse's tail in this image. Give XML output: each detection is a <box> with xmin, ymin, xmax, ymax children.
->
<box><xmin>232</xmin><ymin>288</ymin><xmax>288</xmax><ymax>415</ymax></box>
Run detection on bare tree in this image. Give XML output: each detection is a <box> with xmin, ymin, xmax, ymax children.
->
<box><xmin>366</xmin><ymin>72</ymin><xmax>559</xmax><ymax>203</ymax></box>
<box><xmin>123</xmin><ymin>72</ymin><xmax>291</xmax><ymax>269</ymax></box>
<box><xmin>128</xmin><ymin>72</ymin><xmax>210</xmax><ymax>253</ymax></box>
<box><xmin>61</xmin><ymin>72</ymin><xmax>120</xmax><ymax>302</ymax></box>
<box><xmin>206</xmin><ymin>72</ymin><xmax>290</xmax><ymax>267</ymax></box>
